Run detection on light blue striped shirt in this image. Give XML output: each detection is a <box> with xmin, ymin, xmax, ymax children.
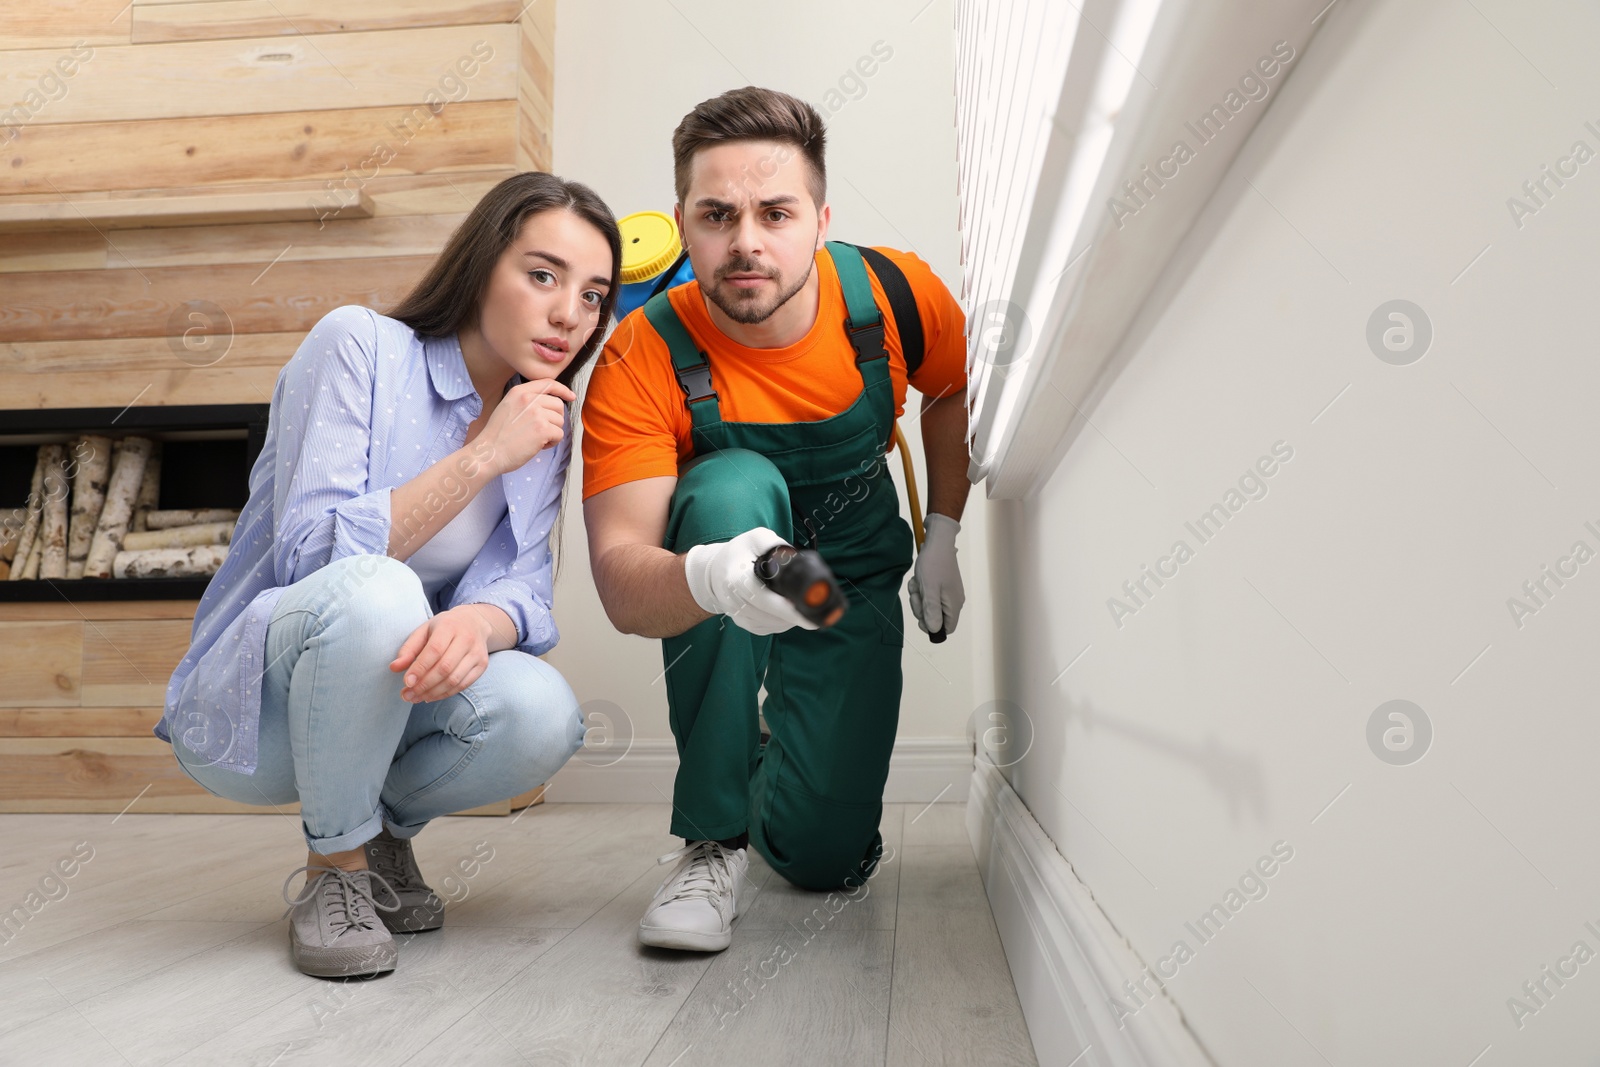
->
<box><xmin>156</xmin><ymin>305</ymin><xmax>571</xmax><ymax>775</ymax></box>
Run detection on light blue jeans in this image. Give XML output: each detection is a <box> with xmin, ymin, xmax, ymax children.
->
<box><xmin>173</xmin><ymin>554</ymin><xmax>585</xmax><ymax>854</ymax></box>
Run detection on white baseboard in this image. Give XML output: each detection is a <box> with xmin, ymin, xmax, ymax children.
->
<box><xmin>966</xmin><ymin>758</ymin><xmax>1217</xmax><ymax>1067</ymax></box>
<box><xmin>543</xmin><ymin>737</ymin><xmax>973</xmax><ymax>805</ymax></box>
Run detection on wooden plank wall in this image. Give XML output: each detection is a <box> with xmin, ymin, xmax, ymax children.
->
<box><xmin>0</xmin><ymin>0</ymin><xmax>557</xmax><ymax>813</ymax></box>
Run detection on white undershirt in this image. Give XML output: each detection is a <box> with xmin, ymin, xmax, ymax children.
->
<box><xmin>403</xmin><ymin>473</ymin><xmax>508</xmax><ymax>607</ymax></box>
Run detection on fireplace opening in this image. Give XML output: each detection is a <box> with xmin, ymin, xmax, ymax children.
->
<box><xmin>0</xmin><ymin>404</ymin><xmax>269</xmax><ymax>601</ymax></box>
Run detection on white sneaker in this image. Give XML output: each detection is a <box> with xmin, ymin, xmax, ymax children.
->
<box><xmin>639</xmin><ymin>840</ymin><xmax>750</xmax><ymax>951</ymax></box>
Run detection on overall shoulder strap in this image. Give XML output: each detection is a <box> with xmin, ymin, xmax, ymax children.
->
<box><xmin>642</xmin><ymin>291</ymin><xmax>721</xmax><ymax>432</ymax></box>
<box><xmin>824</xmin><ymin>242</ymin><xmax>901</xmax><ymax>452</ymax></box>
<box><xmin>824</xmin><ymin>241</ymin><xmax>886</xmax><ymax>367</ymax></box>
<box><xmin>853</xmin><ymin>245</ymin><xmax>926</xmax><ymax>378</ymax></box>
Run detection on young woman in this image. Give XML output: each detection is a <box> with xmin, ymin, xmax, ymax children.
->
<box><xmin>156</xmin><ymin>173</ymin><xmax>621</xmax><ymax>979</ymax></box>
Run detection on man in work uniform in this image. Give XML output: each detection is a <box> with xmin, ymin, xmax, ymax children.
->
<box><xmin>582</xmin><ymin>86</ymin><xmax>971</xmax><ymax>951</ymax></box>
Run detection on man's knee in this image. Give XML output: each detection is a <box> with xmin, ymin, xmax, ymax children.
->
<box><xmin>774</xmin><ymin>836</ymin><xmax>885</xmax><ymax>892</ymax></box>
<box><xmin>669</xmin><ymin>449</ymin><xmax>792</xmax><ymax>549</ymax></box>
<box><xmin>679</xmin><ymin>447</ymin><xmax>784</xmax><ymax>488</ymax></box>
<box><xmin>762</xmin><ymin>804</ymin><xmax>885</xmax><ymax>892</ymax></box>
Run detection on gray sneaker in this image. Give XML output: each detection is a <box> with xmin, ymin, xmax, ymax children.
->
<box><xmin>363</xmin><ymin>828</ymin><xmax>445</xmax><ymax>933</ymax></box>
<box><xmin>280</xmin><ymin>866</ymin><xmax>401</xmax><ymax>978</ymax></box>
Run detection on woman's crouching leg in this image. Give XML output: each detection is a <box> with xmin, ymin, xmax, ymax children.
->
<box><xmin>171</xmin><ymin>688</ymin><xmax>299</xmax><ymax>811</ymax></box>
<box><xmin>173</xmin><ymin>553</ymin><xmax>431</xmax><ymax>851</ymax></box>
<box><xmin>381</xmin><ymin>651</ymin><xmax>585</xmax><ymax>835</ymax></box>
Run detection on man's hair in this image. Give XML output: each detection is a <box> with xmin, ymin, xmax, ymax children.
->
<box><xmin>672</xmin><ymin>86</ymin><xmax>827</xmax><ymax>208</ymax></box>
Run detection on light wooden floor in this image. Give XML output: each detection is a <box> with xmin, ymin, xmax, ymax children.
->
<box><xmin>0</xmin><ymin>802</ymin><xmax>1036</xmax><ymax>1066</ymax></box>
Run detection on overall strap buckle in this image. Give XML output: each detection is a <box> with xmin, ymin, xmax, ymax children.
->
<box><xmin>677</xmin><ymin>360</ymin><xmax>717</xmax><ymax>404</ymax></box>
<box><xmin>644</xmin><ymin>291</ymin><xmax>720</xmax><ymax>412</ymax></box>
<box><xmin>846</xmin><ymin>319</ymin><xmax>886</xmax><ymax>365</ymax></box>
<box><xmin>828</xmin><ymin>242</ymin><xmax>887</xmax><ymax>366</ymax></box>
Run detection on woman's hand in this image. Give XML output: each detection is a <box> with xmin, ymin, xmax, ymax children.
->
<box><xmin>469</xmin><ymin>378</ymin><xmax>578</xmax><ymax>477</ymax></box>
<box><xmin>389</xmin><ymin>607</ymin><xmax>496</xmax><ymax>703</ymax></box>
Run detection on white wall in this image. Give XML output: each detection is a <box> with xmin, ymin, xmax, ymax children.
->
<box><xmin>543</xmin><ymin>2</ymin><xmax>988</xmax><ymax>758</ymax></box>
<box><xmin>992</xmin><ymin>0</ymin><xmax>1600</xmax><ymax>1062</ymax></box>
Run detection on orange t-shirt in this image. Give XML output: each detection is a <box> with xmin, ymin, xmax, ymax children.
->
<box><xmin>580</xmin><ymin>246</ymin><xmax>966</xmax><ymax>500</ymax></box>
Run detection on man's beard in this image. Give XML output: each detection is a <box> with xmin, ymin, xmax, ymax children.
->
<box><xmin>705</xmin><ymin>255</ymin><xmax>814</xmax><ymax>326</ymax></box>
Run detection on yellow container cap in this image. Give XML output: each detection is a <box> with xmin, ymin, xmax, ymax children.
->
<box><xmin>618</xmin><ymin>210</ymin><xmax>682</xmax><ymax>284</ymax></box>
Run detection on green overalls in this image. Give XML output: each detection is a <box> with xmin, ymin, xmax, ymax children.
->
<box><xmin>643</xmin><ymin>242</ymin><xmax>915</xmax><ymax>892</ymax></box>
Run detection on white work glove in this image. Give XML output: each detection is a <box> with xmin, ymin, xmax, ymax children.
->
<box><xmin>908</xmin><ymin>513</ymin><xmax>965</xmax><ymax>636</ymax></box>
<box><xmin>684</xmin><ymin>527</ymin><xmax>821</xmax><ymax>636</ymax></box>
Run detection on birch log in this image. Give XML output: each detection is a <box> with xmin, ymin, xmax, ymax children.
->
<box><xmin>66</xmin><ymin>434</ymin><xmax>113</xmax><ymax>579</ymax></box>
<box><xmin>113</xmin><ymin>544</ymin><xmax>228</xmax><ymax>578</ymax></box>
<box><xmin>38</xmin><ymin>445</ymin><xmax>69</xmax><ymax>579</ymax></box>
<box><xmin>84</xmin><ymin>436</ymin><xmax>153</xmax><ymax>579</ymax></box>
<box><xmin>129</xmin><ymin>441</ymin><xmax>163</xmax><ymax>533</ymax></box>
<box><xmin>121</xmin><ymin>523</ymin><xmax>234</xmax><ymax>552</ymax></box>
<box><xmin>7</xmin><ymin>450</ymin><xmax>46</xmax><ymax>581</ymax></box>
<box><xmin>0</xmin><ymin>507</ymin><xmax>25</xmax><ymax>562</ymax></box>
<box><xmin>144</xmin><ymin>508</ymin><xmax>241</xmax><ymax>530</ymax></box>
<box><xmin>19</xmin><ymin>534</ymin><xmax>41</xmax><ymax>579</ymax></box>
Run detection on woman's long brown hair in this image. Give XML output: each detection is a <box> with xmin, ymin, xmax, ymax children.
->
<box><xmin>389</xmin><ymin>172</ymin><xmax>623</xmax><ymax>587</ymax></box>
